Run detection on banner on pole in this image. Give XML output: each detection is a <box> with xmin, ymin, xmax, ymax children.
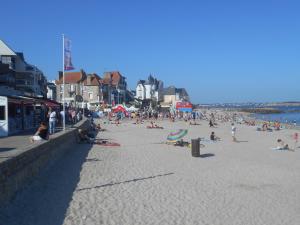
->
<box><xmin>64</xmin><ymin>37</ymin><xmax>74</xmax><ymax>71</ymax></box>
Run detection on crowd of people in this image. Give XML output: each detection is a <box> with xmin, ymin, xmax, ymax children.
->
<box><xmin>29</xmin><ymin>105</ymin><xmax>299</xmax><ymax>151</ymax></box>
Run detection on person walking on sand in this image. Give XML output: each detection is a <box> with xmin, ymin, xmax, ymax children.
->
<box><xmin>231</xmin><ymin>123</ymin><xmax>237</xmax><ymax>142</ymax></box>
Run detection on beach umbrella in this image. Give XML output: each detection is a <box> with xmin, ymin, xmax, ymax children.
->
<box><xmin>113</xmin><ymin>105</ymin><xmax>126</xmax><ymax>113</ymax></box>
<box><xmin>167</xmin><ymin>129</ymin><xmax>188</xmax><ymax>141</ymax></box>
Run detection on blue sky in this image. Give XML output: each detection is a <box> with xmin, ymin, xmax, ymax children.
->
<box><xmin>1</xmin><ymin>0</ymin><xmax>300</xmax><ymax>103</ymax></box>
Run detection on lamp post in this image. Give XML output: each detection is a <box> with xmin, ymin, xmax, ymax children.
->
<box><xmin>117</xmin><ymin>88</ymin><xmax>120</xmax><ymax>104</ymax></box>
<box><xmin>109</xmin><ymin>74</ymin><xmax>113</xmax><ymax>106</ymax></box>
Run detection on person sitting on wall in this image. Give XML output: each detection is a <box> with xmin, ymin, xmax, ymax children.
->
<box><xmin>30</xmin><ymin>122</ymin><xmax>49</xmax><ymax>143</ymax></box>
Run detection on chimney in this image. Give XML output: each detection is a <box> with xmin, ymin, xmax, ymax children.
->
<box><xmin>58</xmin><ymin>71</ymin><xmax>63</xmax><ymax>80</ymax></box>
<box><xmin>87</xmin><ymin>75</ymin><xmax>92</xmax><ymax>85</ymax></box>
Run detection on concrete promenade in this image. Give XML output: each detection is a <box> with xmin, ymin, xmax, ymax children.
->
<box><xmin>0</xmin><ymin>124</ymin><xmax>77</xmax><ymax>163</ymax></box>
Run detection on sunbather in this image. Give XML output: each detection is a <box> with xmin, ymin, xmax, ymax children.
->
<box><xmin>78</xmin><ymin>129</ymin><xmax>95</xmax><ymax>143</ymax></box>
<box><xmin>147</xmin><ymin>121</ymin><xmax>164</xmax><ymax>129</ymax></box>
<box><xmin>275</xmin><ymin>139</ymin><xmax>289</xmax><ymax>150</ymax></box>
<box><xmin>174</xmin><ymin>139</ymin><xmax>190</xmax><ymax>147</ymax></box>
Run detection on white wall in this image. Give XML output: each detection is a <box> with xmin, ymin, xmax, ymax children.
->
<box><xmin>136</xmin><ymin>84</ymin><xmax>145</xmax><ymax>100</ymax></box>
<box><xmin>145</xmin><ymin>84</ymin><xmax>151</xmax><ymax>99</ymax></box>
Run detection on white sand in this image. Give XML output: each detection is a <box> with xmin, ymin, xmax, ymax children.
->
<box><xmin>1</xmin><ymin>117</ymin><xmax>300</xmax><ymax>225</ymax></box>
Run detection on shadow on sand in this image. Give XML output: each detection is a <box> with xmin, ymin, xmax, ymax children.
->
<box><xmin>76</xmin><ymin>172</ymin><xmax>175</xmax><ymax>192</ymax></box>
<box><xmin>85</xmin><ymin>158</ymin><xmax>102</xmax><ymax>162</ymax></box>
<box><xmin>200</xmin><ymin>153</ymin><xmax>215</xmax><ymax>158</ymax></box>
<box><xmin>0</xmin><ymin>143</ymin><xmax>93</xmax><ymax>225</ymax></box>
<box><xmin>235</xmin><ymin>140</ymin><xmax>248</xmax><ymax>143</ymax></box>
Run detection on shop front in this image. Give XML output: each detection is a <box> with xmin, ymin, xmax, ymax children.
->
<box><xmin>0</xmin><ymin>96</ymin><xmax>60</xmax><ymax>137</ymax></box>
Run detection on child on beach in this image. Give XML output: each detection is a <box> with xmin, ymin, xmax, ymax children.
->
<box><xmin>210</xmin><ymin>132</ymin><xmax>221</xmax><ymax>141</ymax></box>
<box><xmin>231</xmin><ymin>123</ymin><xmax>237</xmax><ymax>142</ymax></box>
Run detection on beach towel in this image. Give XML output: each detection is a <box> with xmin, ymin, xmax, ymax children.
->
<box><xmin>147</xmin><ymin>126</ymin><xmax>164</xmax><ymax>129</ymax></box>
<box><xmin>271</xmin><ymin>147</ymin><xmax>290</xmax><ymax>151</ymax></box>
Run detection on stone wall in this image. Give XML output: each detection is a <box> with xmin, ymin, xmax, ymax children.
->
<box><xmin>0</xmin><ymin>118</ymin><xmax>90</xmax><ymax>204</ymax></box>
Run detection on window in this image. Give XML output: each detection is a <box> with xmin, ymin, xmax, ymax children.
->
<box><xmin>0</xmin><ymin>106</ymin><xmax>5</xmax><ymax>120</ymax></box>
<box><xmin>70</xmin><ymin>84</ymin><xmax>74</xmax><ymax>91</ymax></box>
<box><xmin>89</xmin><ymin>93</ymin><xmax>93</xmax><ymax>99</ymax></box>
<box><xmin>1</xmin><ymin>56</ymin><xmax>11</xmax><ymax>64</ymax></box>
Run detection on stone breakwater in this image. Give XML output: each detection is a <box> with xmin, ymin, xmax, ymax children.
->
<box><xmin>0</xmin><ymin>119</ymin><xmax>90</xmax><ymax>205</ymax></box>
<box><xmin>239</xmin><ymin>108</ymin><xmax>283</xmax><ymax>114</ymax></box>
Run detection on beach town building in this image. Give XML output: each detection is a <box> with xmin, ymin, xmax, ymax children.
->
<box><xmin>82</xmin><ymin>73</ymin><xmax>102</xmax><ymax>109</ymax></box>
<box><xmin>0</xmin><ymin>62</ymin><xmax>21</xmax><ymax>96</ymax></box>
<box><xmin>101</xmin><ymin>71</ymin><xmax>127</xmax><ymax>105</ymax></box>
<box><xmin>0</xmin><ymin>40</ymin><xmax>47</xmax><ymax>98</ymax></box>
<box><xmin>46</xmin><ymin>80</ymin><xmax>57</xmax><ymax>101</ymax></box>
<box><xmin>135</xmin><ymin>75</ymin><xmax>164</xmax><ymax>108</ymax></box>
<box><xmin>56</xmin><ymin>70</ymin><xmax>103</xmax><ymax>108</ymax></box>
<box><xmin>56</xmin><ymin>70</ymin><xmax>86</xmax><ymax>107</ymax></box>
<box><xmin>161</xmin><ymin>86</ymin><xmax>190</xmax><ymax>109</ymax></box>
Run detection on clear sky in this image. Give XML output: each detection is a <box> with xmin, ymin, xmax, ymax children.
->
<box><xmin>1</xmin><ymin>0</ymin><xmax>299</xmax><ymax>103</ymax></box>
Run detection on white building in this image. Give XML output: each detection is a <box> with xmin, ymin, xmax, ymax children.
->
<box><xmin>47</xmin><ymin>80</ymin><xmax>57</xmax><ymax>100</ymax></box>
<box><xmin>136</xmin><ymin>75</ymin><xmax>164</xmax><ymax>103</ymax></box>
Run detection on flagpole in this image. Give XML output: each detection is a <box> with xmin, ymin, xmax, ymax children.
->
<box><xmin>62</xmin><ymin>34</ymin><xmax>66</xmax><ymax>131</ymax></box>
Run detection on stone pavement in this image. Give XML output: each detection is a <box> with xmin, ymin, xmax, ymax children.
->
<box><xmin>0</xmin><ymin>124</ymin><xmax>76</xmax><ymax>163</ymax></box>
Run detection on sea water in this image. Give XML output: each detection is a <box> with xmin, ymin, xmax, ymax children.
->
<box><xmin>252</xmin><ymin>106</ymin><xmax>300</xmax><ymax>125</ymax></box>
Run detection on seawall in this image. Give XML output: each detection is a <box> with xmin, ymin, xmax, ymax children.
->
<box><xmin>0</xmin><ymin>119</ymin><xmax>90</xmax><ymax>204</ymax></box>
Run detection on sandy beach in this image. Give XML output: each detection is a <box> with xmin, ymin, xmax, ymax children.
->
<box><xmin>1</xmin><ymin>114</ymin><xmax>300</xmax><ymax>225</ymax></box>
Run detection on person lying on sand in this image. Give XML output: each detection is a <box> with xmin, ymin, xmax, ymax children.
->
<box><xmin>96</xmin><ymin>124</ymin><xmax>106</xmax><ymax>131</ymax></box>
<box><xmin>190</xmin><ymin>121</ymin><xmax>200</xmax><ymax>125</ymax></box>
<box><xmin>147</xmin><ymin>121</ymin><xmax>164</xmax><ymax>129</ymax></box>
<box><xmin>94</xmin><ymin>140</ymin><xmax>121</xmax><ymax>146</ymax></box>
<box><xmin>78</xmin><ymin>129</ymin><xmax>95</xmax><ymax>143</ymax></box>
<box><xmin>274</xmin><ymin>139</ymin><xmax>289</xmax><ymax>150</ymax></box>
<box><xmin>174</xmin><ymin>139</ymin><xmax>190</xmax><ymax>147</ymax></box>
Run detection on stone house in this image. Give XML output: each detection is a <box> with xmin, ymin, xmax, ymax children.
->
<box><xmin>102</xmin><ymin>71</ymin><xmax>127</xmax><ymax>105</ymax></box>
<box><xmin>82</xmin><ymin>73</ymin><xmax>102</xmax><ymax>108</ymax></box>
<box><xmin>56</xmin><ymin>70</ymin><xmax>86</xmax><ymax>106</ymax></box>
<box><xmin>162</xmin><ymin>86</ymin><xmax>190</xmax><ymax>107</ymax></box>
<box><xmin>56</xmin><ymin>70</ymin><xmax>103</xmax><ymax>108</ymax></box>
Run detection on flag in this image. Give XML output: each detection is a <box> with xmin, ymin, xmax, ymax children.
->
<box><xmin>64</xmin><ymin>37</ymin><xmax>74</xmax><ymax>71</ymax></box>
